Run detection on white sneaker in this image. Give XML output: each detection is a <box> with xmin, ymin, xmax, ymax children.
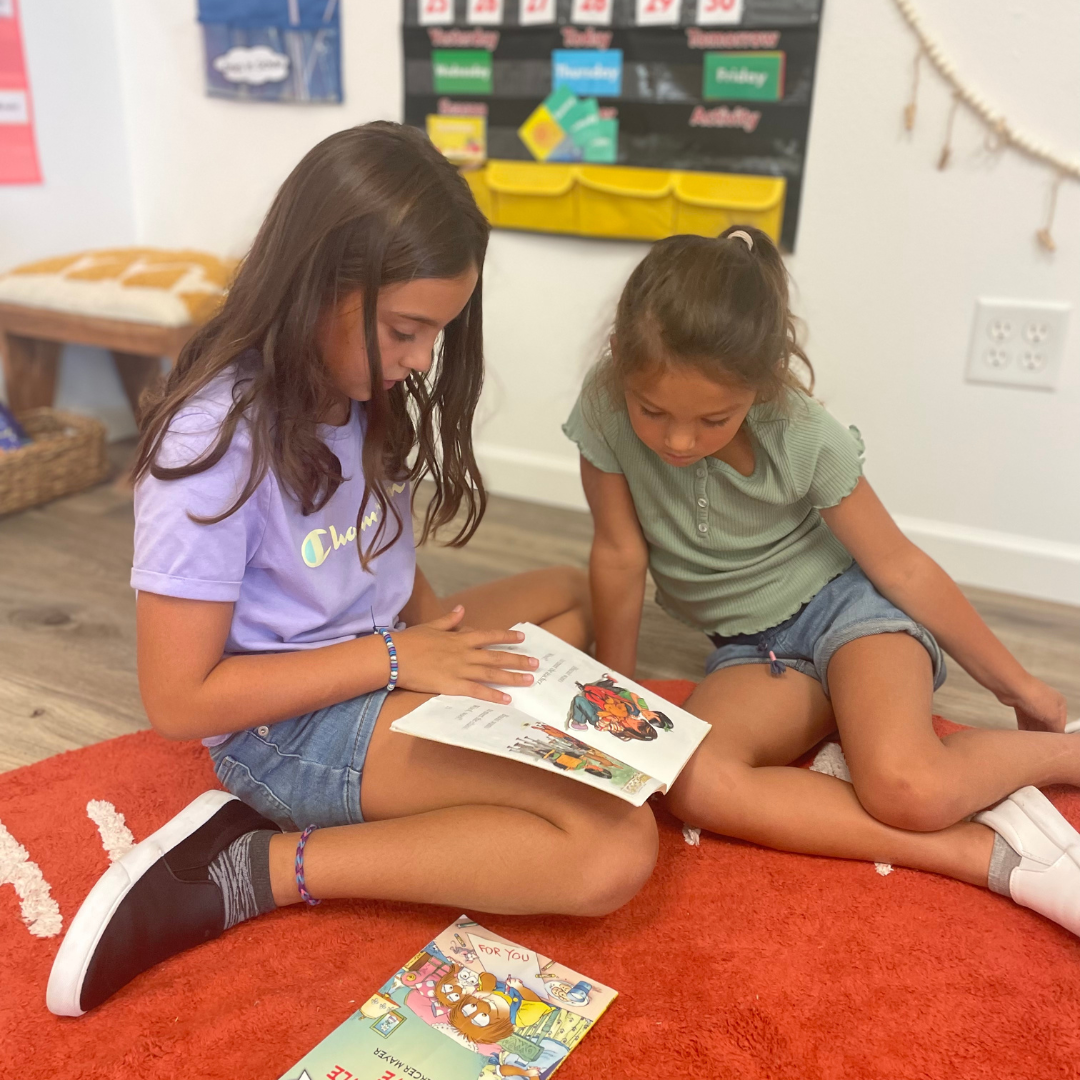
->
<box><xmin>974</xmin><ymin>785</ymin><xmax>1080</xmax><ymax>936</ymax></box>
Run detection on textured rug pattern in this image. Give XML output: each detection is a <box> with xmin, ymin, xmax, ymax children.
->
<box><xmin>3</xmin><ymin>681</ymin><xmax>1080</xmax><ymax>1079</ymax></box>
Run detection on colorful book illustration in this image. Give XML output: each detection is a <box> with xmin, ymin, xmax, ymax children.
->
<box><xmin>391</xmin><ymin>623</ymin><xmax>711</xmax><ymax>806</ymax></box>
<box><xmin>277</xmin><ymin>914</ymin><xmax>616</xmax><ymax>1080</ymax></box>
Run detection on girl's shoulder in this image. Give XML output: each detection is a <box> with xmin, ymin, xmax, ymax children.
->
<box><xmin>562</xmin><ymin>363</ymin><xmax>635</xmax><ymax>475</ymax></box>
<box><xmin>748</xmin><ymin>388</ymin><xmax>865</xmax><ymax>506</ymax></box>
<box><xmin>154</xmin><ymin>367</ymin><xmax>254</xmax><ymax>471</ymax></box>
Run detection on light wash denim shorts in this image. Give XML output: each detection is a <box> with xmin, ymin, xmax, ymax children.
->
<box><xmin>704</xmin><ymin>563</ymin><xmax>946</xmax><ymax>698</ymax></box>
<box><xmin>208</xmin><ymin>689</ymin><xmax>387</xmax><ymax>831</ymax></box>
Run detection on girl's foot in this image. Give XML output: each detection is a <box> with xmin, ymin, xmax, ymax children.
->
<box><xmin>47</xmin><ymin>791</ymin><xmax>280</xmax><ymax>1016</ymax></box>
<box><xmin>974</xmin><ymin>786</ymin><xmax>1080</xmax><ymax>935</ymax></box>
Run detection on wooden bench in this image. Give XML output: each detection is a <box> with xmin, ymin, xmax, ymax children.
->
<box><xmin>0</xmin><ymin>248</ymin><xmax>232</xmax><ymax>419</ymax></box>
<box><xmin>0</xmin><ymin>302</ymin><xmax>199</xmax><ymax>418</ymax></box>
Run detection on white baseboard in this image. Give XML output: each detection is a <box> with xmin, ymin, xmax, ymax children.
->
<box><xmin>474</xmin><ymin>442</ymin><xmax>588</xmax><ymax>511</ymax></box>
<box><xmin>475</xmin><ymin>442</ymin><xmax>1080</xmax><ymax>606</ymax></box>
<box><xmin>892</xmin><ymin>515</ymin><xmax>1080</xmax><ymax>607</ymax></box>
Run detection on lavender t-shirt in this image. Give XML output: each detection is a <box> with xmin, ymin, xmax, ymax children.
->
<box><xmin>132</xmin><ymin>375</ymin><xmax>416</xmax><ymax>739</ymax></box>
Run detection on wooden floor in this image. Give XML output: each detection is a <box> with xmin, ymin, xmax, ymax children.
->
<box><xmin>0</xmin><ymin>444</ymin><xmax>1077</xmax><ymax>772</ymax></box>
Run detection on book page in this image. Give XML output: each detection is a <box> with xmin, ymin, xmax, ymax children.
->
<box><xmin>278</xmin><ymin>914</ymin><xmax>617</xmax><ymax>1080</ymax></box>
<box><xmin>391</xmin><ymin>695</ymin><xmax>663</xmax><ymax>806</ymax></box>
<box><xmin>496</xmin><ymin>623</ymin><xmax>711</xmax><ymax>788</ymax></box>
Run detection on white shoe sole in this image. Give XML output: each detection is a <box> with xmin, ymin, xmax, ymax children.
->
<box><xmin>1008</xmin><ymin>786</ymin><xmax>1080</xmax><ymax>867</ymax></box>
<box><xmin>46</xmin><ymin>790</ymin><xmax>237</xmax><ymax>1017</ymax></box>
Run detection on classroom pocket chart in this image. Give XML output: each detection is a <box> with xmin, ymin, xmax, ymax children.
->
<box><xmin>403</xmin><ymin>0</ymin><xmax>825</xmax><ymax>251</ymax></box>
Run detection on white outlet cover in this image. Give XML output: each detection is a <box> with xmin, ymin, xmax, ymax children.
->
<box><xmin>966</xmin><ymin>299</ymin><xmax>1071</xmax><ymax>390</ymax></box>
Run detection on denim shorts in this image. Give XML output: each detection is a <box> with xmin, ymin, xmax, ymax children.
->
<box><xmin>208</xmin><ymin>689</ymin><xmax>387</xmax><ymax>831</ymax></box>
<box><xmin>704</xmin><ymin>563</ymin><xmax>946</xmax><ymax>698</ymax></box>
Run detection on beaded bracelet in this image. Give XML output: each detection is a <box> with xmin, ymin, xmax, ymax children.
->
<box><xmin>294</xmin><ymin>825</ymin><xmax>321</xmax><ymax>906</ymax></box>
<box><xmin>377</xmin><ymin>628</ymin><xmax>399</xmax><ymax>692</ymax></box>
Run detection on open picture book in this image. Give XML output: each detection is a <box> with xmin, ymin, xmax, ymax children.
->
<box><xmin>278</xmin><ymin>914</ymin><xmax>617</xmax><ymax>1080</ymax></box>
<box><xmin>390</xmin><ymin>623</ymin><xmax>711</xmax><ymax>806</ymax></box>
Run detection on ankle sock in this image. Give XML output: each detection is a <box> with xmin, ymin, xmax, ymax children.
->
<box><xmin>987</xmin><ymin>831</ymin><xmax>1022</xmax><ymax>897</ymax></box>
<box><xmin>207</xmin><ymin>829</ymin><xmax>278</xmax><ymax>929</ymax></box>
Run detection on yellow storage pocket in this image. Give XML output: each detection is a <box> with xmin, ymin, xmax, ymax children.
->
<box><xmin>484</xmin><ymin>161</ymin><xmax>578</xmax><ymax>234</ymax></box>
<box><xmin>461</xmin><ymin>161</ymin><xmax>787</xmax><ymax>245</ymax></box>
<box><xmin>672</xmin><ymin>172</ymin><xmax>786</xmax><ymax>242</ymax></box>
<box><xmin>462</xmin><ymin>168</ymin><xmax>494</xmax><ymax>221</ymax></box>
<box><xmin>575</xmin><ymin>166</ymin><xmax>675</xmax><ymax>240</ymax></box>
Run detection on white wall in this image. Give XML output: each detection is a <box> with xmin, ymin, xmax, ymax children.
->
<box><xmin>0</xmin><ymin>0</ymin><xmax>139</xmax><ymax>437</ymax></box>
<box><xmin>3</xmin><ymin>0</ymin><xmax>1078</xmax><ymax>600</ymax></box>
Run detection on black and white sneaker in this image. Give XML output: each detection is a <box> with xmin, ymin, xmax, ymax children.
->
<box><xmin>47</xmin><ymin>790</ymin><xmax>281</xmax><ymax>1016</ymax></box>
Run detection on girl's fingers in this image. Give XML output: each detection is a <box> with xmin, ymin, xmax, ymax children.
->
<box><xmin>426</xmin><ymin>606</ymin><xmax>466</xmax><ymax>632</ymax></box>
<box><xmin>461</xmin><ymin>628</ymin><xmax>528</xmax><ymax>649</ymax></box>
<box><xmin>458</xmin><ymin>682</ymin><xmax>513</xmax><ymax>705</ymax></box>
<box><xmin>478</xmin><ymin>649</ymin><xmax>538</xmax><ymax>671</ymax></box>
<box><xmin>473</xmin><ymin>667</ymin><xmax>535</xmax><ymax>687</ymax></box>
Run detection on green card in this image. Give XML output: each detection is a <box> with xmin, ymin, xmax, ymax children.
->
<box><xmin>563</xmin><ymin>97</ymin><xmax>601</xmax><ymax>148</ymax></box>
<box><xmin>583</xmin><ymin>118</ymin><xmax>618</xmax><ymax>163</ymax></box>
<box><xmin>543</xmin><ymin>86</ymin><xmax>578</xmax><ymax>124</ymax></box>
<box><xmin>702</xmin><ymin>51</ymin><xmax>785</xmax><ymax>102</ymax></box>
<box><xmin>432</xmin><ymin>49</ymin><xmax>493</xmax><ymax>95</ymax></box>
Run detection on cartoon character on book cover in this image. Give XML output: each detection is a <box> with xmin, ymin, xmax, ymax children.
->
<box><xmin>566</xmin><ymin>675</ymin><xmax>675</xmax><ymax>743</ymax></box>
<box><xmin>278</xmin><ymin>916</ymin><xmax>616</xmax><ymax>1080</ymax></box>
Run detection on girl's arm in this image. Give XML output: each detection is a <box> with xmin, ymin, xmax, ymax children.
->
<box><xmin>138</xmin><ymin>588</ymin><xmax>536</xmax><ymax>743</ymax></box>
<box><xmin>398</xmin><ymin>565</ymin><xmax>446</xmax><ymax>626</ymax></box>
<box><xmin>820</xmin><ymin>478</ymin><xmax>1067</xmax><ymax>731</ymax></box>
<box><xmin>580</xmin><ymin>456</ymin><xmax>649</xmax><ymax>676</ymax></box>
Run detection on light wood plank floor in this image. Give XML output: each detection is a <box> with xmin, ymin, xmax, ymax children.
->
<box><xmin>0</xmin><ymin>445</ymin><xmax>1076</xmax><ymax>772</ymax></box>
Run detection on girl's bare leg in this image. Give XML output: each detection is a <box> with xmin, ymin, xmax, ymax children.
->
<box><xmin>443</xmin><ymin>565</ymin><xmax>592</xmax><ymax>648</ymax></box>
<box><xmin>831</xmin><ymin>633</ymin><xmax>1080</xmax><ymax>830</ymax></box>
<box><xmin>268</xmin><ymin>566</ymin><xmax>657</xmax><ymax>915</ymax></box>
<box><xmin>666</xmin><ymin>657</ymin><xmax>995</xmax><ymax>887</ymax></box>
<box><xmin>671</xmin><ymin>632</ymin><xmax>1080</xmax><ymax>887</ymax></box>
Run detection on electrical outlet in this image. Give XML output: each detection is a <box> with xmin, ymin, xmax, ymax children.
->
<box><xmin>965</xmin><ymin>299</ymin><xmax>1071</xmax><ymax>390</ymax></box>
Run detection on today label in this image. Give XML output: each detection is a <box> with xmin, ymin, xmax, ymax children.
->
<box><xmin>702</xmin><ymin>50</ymin><xmax>784</xmax><ymax>101</ymax></box>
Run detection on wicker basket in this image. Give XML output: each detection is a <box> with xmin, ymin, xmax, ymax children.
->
<box><xmin>0</xmin><ymin>408</ymin><xmax>109</xmax><ymax>515</ymax></box>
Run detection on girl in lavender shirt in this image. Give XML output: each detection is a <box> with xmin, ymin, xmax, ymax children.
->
<box><xmin>47</xmin><ymin>123</ymin><xmax>657</xmax><ymax>1016</ymax></box>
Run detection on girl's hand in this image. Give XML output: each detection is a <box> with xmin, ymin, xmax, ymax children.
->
<box><xmin>1004</xmin><ymin>676</ymin><xmax>1068</xmax><ymax>733</ymax></box>
<box><xmin>392</xmin><ymin>605</ymin><xmax>538</xmax><ymax>704</ymax></box>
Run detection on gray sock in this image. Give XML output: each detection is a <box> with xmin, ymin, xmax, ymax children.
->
<box><xmin>208</xmin><ymin>830</ymin><xmax>278</xmax><ymax>930</ymax></box>
<box><xmin>987</xmin><ymin>831</ymin><xmax>1023</xmax><ymax>897</ymax></box>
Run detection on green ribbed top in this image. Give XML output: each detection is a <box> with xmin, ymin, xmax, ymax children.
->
<box><xmin>563</xmin><ymin>380</ymin><xmax>865</xmax><ymax>637</ymax></box>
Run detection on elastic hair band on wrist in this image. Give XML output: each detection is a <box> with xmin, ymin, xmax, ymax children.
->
<box><xmin>295</xmin><ymin>825</ymin><xmax>321</xmax><ymax>906</ymax></box>
<box><xmin>376</xmin><ymin>627</ymin><xmax>398</xmax><ymax>692</ymax></box>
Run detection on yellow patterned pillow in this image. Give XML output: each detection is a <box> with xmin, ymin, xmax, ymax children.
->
<box><xmin>0</xmin><ymin>248</ymin><xmax>237</xmax><ymax>327</ymax></box>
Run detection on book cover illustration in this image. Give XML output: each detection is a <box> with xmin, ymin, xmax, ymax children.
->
<box><xmin>391</xmin><ymin>623</ymin><xmax>710</xmax><ymax>805</ymax></box>
<box><xmin>278</xmin><ymin>914</ymin><xmax>616</xmax><ymax>1080</ymax></box>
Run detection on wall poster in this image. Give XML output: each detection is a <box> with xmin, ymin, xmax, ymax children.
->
<box><xmin>0</xmin><ymin>0</ymin><xmax>42</xmax><ymax>185</ymax></box>
<box><xmin>403</xmin><ymin>0</ymin><xmax>824</xmax><ymax>250</ymax></box>
<box><xmin>198</xmin><ymin>0</ymin><xmax>343</xmax><ymax>104</ymax></box>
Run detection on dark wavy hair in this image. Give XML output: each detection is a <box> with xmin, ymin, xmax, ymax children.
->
<box><xmin>131</xmin><ymin>122</ymin><xmax>491</xmax><ymax>566</ymax></box>
<box><xmin>597</xmin><ymin>224</ymin><xmax>813</xmax><ymax>403</ymax></box>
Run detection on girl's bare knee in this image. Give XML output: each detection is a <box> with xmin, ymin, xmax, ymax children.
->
<box><xmin>564</xmin><ymin>804</ymin><xmax>657</xmax><ymax>917</ymax></box>
<box><xmin>853</xmin><ymin>763</ymin><xmax>961</xmax><ymax>833</ymax></box>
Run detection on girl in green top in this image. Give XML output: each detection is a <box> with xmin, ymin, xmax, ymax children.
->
<box><xmin>564</xmin><ymin>225</ymin><xmax>1080</xmax><ymax>939</ymax></box>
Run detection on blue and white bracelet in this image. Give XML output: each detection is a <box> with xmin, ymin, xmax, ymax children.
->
<box><xmin>377</xmin><ymin>628</ymin><xmax>399</xmax><ymax>692</ymax></box>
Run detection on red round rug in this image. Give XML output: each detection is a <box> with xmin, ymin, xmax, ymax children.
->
<box><xmin>3</xmin><ymin>681</ymin><xmax>1079</xmax><ymax>1079</ymax></box>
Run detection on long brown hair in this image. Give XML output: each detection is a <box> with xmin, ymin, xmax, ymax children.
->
<box><xmin>598</xmin><ymin>224</ymin><xmax>812</xmax><ymax>404</ymax></box>
<box><xmin>132</xmin><ymin>122</ymin><xmax>490</xmax><ymax>565</ymax></box>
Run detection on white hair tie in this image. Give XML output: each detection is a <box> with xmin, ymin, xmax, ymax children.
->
<box><xmin>728</xmin><ymin>230</ymin><xmax>753</xmax><ymax>251</ymax></box>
